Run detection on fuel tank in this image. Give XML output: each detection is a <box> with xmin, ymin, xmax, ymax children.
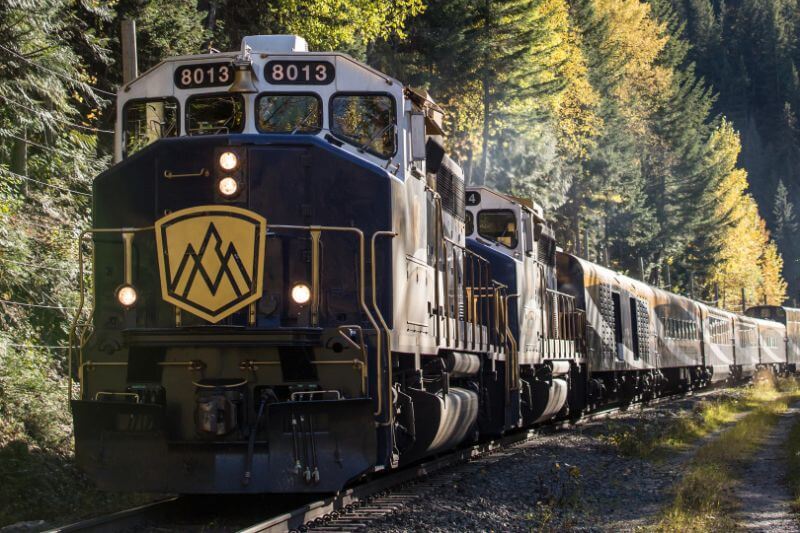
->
<box><xmin>399</xmin><ymin>387</ymin><xmax>479</xmax><ymax>464</ymax></box>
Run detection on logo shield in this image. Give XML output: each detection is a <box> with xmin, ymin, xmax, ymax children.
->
<box><xmin>155</xmin><ymin>206</ymin><xmax>266</xmax><ymax>323</ymax></box>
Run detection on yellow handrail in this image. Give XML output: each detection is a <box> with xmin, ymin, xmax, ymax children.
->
<box><xmin>69</xmin><ymin>226</ymin><xmax>154</xmax><ymax>407</ymax></box>
<box><xmin>371</xmin><ymin>231</ymin><xmax>397</xmax><ymax>426</ymax></box>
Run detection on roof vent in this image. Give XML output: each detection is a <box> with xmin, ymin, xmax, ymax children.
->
<box><xmin>241</xmin><ymin>35</ymin><xmax>308</xmax><ymax>54</ymax></box>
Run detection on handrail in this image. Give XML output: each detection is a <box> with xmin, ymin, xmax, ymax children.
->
<box><xmin>370</xmin><ymin>231</ymin><xmax>397</xmax><ymax>426</ymax></box>
<box><xmin>269</xmin><ymin>224</ymin><xmax>384</xmax><ymax>417</ymax></box>
<box><xmin>428</xmin><ymin>188</ymin><xmax>442</xmax><ymax>346</ymax></box>
<box><xmin>69</xmin><ymin>226</ymin><xmax>155</xmax><ymax>407</ymax></box>
<box><xmin>505</xmin><ymin>293</ymin><xmax>520</xmax><ymax>400</ymax></box>
<box><xmin>70</xmin><ymin>223</ymin><xmax>383</xmax><ymax>415</ymax></box>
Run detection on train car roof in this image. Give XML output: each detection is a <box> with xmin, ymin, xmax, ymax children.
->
<box><xmin>746</xmin><ymin>304</ymin><xmax>800</xmax><ymax>324</ymax></box>
<box><xmin>695</xmin><ymin>300</ymin><xmax>738</xmax><ymax>320</ymax></box>
<box><xmin>735</xmin><ymin>313</ymin><xmax>785</xmax><ymax>331</ymax></box>
<box><xmin>559</xmin><ymin>252</ymin><xmax>658</xmax><ymax>302</ymax></box>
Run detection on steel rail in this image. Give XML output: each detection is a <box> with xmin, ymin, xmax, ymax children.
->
<box><xmin>45</xmin><ymin>497</ymin><xmax>180</xmax><ymax>532</ymax></box>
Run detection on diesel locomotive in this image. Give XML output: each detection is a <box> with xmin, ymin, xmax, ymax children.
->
<box><xmin>69</xmin><ymin>35</ymin><xmax>800</xmax><ymax>494</ymax></box>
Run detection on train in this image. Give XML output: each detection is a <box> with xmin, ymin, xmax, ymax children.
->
<box><xmin>68</xmin><ymin>34</ymin><xmax>800</xmax><ymax>494</ymax></box>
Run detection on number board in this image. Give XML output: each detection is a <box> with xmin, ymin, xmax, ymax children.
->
<box><xmin>174</xmin><ymin>62</ymin><xmax>233</xmax><ymax>89</ymax></box>
<box><xmin>466</xmin><ymin>191</ymin><xmax>481</xmax><ymax>206</ymax></box>
<box><xmin>265</xmin><ymin>60</ymin><xmax>335</xmax><ymax>85</ymax></box>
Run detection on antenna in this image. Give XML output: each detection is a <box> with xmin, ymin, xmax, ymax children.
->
<box><xmin>121</xmin><ymin>19</ymin><xmax>138</xmax><ymax>84</ymax></box>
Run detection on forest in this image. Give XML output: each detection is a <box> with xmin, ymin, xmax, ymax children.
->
<box><xmin>0</xmin><ymin>0</ymin><xmax>799</xmax><ymax>524</ymax></box>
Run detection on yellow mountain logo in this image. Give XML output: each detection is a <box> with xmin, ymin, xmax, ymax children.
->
<box><xmin>155</xmin><ymin>206</ymin><xmax>266</xmax><ymax>323</ymax></box>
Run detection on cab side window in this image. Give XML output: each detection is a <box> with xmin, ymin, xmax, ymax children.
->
<box><xmin>465</xmin><ymin>210</ymin><xmax>474</xmax><ymax>236</ymax></box>
<box><xmin>330</xmin><ymin>94</ymin><xmax>395</xmax><ymax>157</ymax></box>
<box><xmin>123</xmin><ymin>98</ymin><xmax>178</xmax><ymax>156</ymax></box>
<box><xmin>477</xmin><ymin>210</ymin><xmax>518</xmax><ymax>249</ymax></box>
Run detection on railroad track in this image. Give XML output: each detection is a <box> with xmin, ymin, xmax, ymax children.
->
<box><xmin>47</xmin><ymin>387</ymin><xmax>726</xmax><ymax>533</ymax></box>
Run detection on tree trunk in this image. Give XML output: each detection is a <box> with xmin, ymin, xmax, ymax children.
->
<box><xmin>11</xmin><ymin>128</ymin><xmax>27</xmax><ymax>177</ymax></box>
<box><xmin>478</xmin><ymin>76</ymin><xmax>490</xmax><ymax>186</ymax></box>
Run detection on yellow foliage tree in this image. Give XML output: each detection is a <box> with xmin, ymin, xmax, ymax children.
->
<box><xmin>552</xmin><ymin>0</ymin><xmax>602</xmax><ymax>159</ymax></box>
<box><xmin>758</xmin><ymin>240</ymin><xmax>788</xmax><ymax>306</ymax></box>
<box><xmin>703</xmin><ymin>122</ymin><xmax>787</xmax><ymax>309</ymax></box>
<box><xmin>592</xmin><ymin>0</ymin><xmax>672</xmax><ymax>133</ymax></box>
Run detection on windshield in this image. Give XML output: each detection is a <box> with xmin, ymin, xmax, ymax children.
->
<box><xmin>256</xmin><ymin>94</ymin><xmax>321</xmax><ymax>133</ymax></box>
<box><xmin>186</xmin><ymin>94</ymin><xmax>244</xmax><ymax>135</ymax></box>
<box><xmin>123</xmin><ymin>98</ymin><xmax>178</xmax><ymax>156</ymax></box>
<box><xmin>478</xmin><ymin>210</ymin><xmax>518</xmax><ymax>249</ymax></box>
<box><xmin>331</xmin><ymin>94</ymin><xmax>395</xmax><ymax>157</ymax></box>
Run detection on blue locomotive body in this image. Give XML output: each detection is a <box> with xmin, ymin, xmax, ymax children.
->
<box><xmin>73</xmin><ymin>134</ymin><xmax>398</xmax><ymax>492</ymax></box>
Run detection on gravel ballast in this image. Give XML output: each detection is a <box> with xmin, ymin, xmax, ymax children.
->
<box><xmin>373</xmin><ymin>391</ymin><xmax>750</xmax><ymax>532</ymax></box>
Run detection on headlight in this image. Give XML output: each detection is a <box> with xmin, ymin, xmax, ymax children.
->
<box><xmin>291</xmin><ymin>283</ymin><xmax>311</xmax><ymax>305</ymax></box>
<box><xmin>117</xmin><ymin>285</ymin><xmax>137</xmax><ymax>307</ymax></box>
<box><xmin>218</xmin><ymin>151</ymin><xmax>239</xmax><ymax>171</ymax></box>
<box><xmin>218</xmin><ymin>176</ymin><xmax>239</xmax><ymax>197</ymax></box>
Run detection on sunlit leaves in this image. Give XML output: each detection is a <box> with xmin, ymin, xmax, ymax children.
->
<box><xmin>703</xmin><ymin>121</ymin><xmax>787</xmax><ymax>307</ymax></box>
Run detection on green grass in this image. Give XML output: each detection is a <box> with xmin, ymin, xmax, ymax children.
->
<box><xmin>607</xmin><ymin>373</ymin><xmax>797</xmax><ymax>460</ymax></box>
<box><xmin>606</xmin><ymin>393</ymin><xmax>748</xmax><ymax>459</ymax></box>
<box><xmin>652</xmin><ymin>376</ymin><xmax>800</xmax><ymax>532</ymax></box>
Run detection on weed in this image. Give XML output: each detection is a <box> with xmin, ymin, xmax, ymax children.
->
<box><xmin>0</xmin><ymin>346</ymin><xmax>157</xmax><ymax>527</ymax></box>
<box><xmin>606</xmin><ymin>394</ymin><xmax>747</xmax><ymax>459</ymax></box>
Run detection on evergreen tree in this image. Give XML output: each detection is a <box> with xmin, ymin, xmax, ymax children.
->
<box><xmin>668</xmin><ymin>0</ymin><xmax>800</xmax><ymax>298</ymax></box>
<box><xmin>206</xmin><ymin>0</ymin><xmax>424</xmax><ymax>56</ymax></box>
<box><xmin>467</xmin><ymin>0</ymin><xmax>567</xmax><ymax>186</ymax></box>
<box><xmin>774</xmin><ymin>179</ymin><xmax>798</xmax><ymax>239</ymax></box>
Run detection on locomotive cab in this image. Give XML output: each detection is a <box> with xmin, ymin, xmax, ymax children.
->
<box><xmin>465</xmin><ymin>188</ymin><xmax>585</xmax><ymax>427</ymax></box>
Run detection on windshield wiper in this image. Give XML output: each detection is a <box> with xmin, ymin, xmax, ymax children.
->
<box><xmin>357</xmin><ymin>123</ymin><xmax>395</xmax><ymax>156</ymax></box>
<box><xmin>291</xmin><ymin>109</ymin><xmax>317</xmax><ymax>134</ymax></box>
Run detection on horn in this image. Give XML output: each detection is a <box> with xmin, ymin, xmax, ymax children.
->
<box><xmin>229</xmin><ymin>56</ymin><xmax>258</xmax><ymax>94</ymax></box>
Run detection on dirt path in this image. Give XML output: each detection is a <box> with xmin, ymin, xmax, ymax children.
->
<box><xmin>735</xmin><ymin>404</ymin><xmax>800</xmax><ymax>532</ymax></box>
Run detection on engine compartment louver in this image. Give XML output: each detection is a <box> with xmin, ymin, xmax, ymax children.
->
<box><xmin>436</xmin><ymin>155</ymin><xmax>465</xmax><ymax>221</ymax></box>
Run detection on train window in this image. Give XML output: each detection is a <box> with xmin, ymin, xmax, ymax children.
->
<box><xmin>186</xmin><ymin>93</ymin><xmax>244</xmax><ymax>135</ymax></box>
<box><xmin>123</xmin><ymin>98</ymin><xmax>178</xmax><ymax>156</ymax></box>
<box><xmin>612</xmin><ymin>293</ymin><xmax>624</xmax><ymax>360</ymax></box>
<box><xmin>478</xmin><ymin>210</ymin><xmax>518</xmax><ymax>249</ymax></box>
<box><xmin>465</xmin><ymin>210</ymin><xmax>474</xmax><ymax>236</ymax></box>
<box><xmin>739</xmin><ymin>327</ymin><xmax>755</xmax><ymax>347</ymax></box>
<box><xmin>330</xmin><ymin>94</ymin><xmax>396</xmax><ymax>157</ymax></box>
<box><xmin>709</xmin><ymin>317</ymin><xmax>730</xmax><ymax>344</ymax></box>
<box><xmin>630</xmin><ymin>297</ymin><xmax>640</xmax><ymax>360</ymax></box>
<box><xmin>256</xmin><ymin>93</ymin><xmax>322</xmax><ymax>133</ymax></box>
